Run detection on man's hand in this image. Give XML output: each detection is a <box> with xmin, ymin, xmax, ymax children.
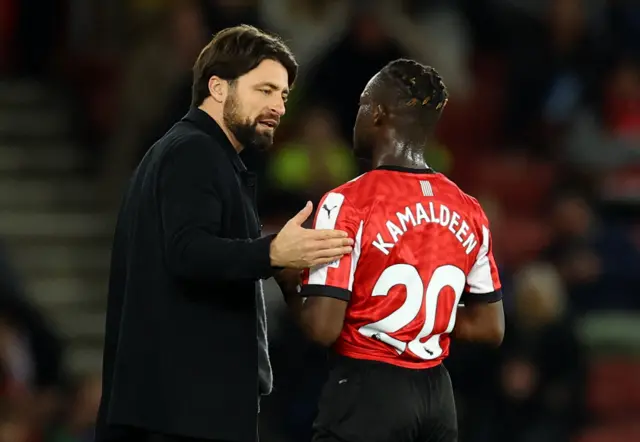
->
<box><xmin>270</xmin><ymin>202</ymin><xmax>353</xmax><ymax>269</ymax></box>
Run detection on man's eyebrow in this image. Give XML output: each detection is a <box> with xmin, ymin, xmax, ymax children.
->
<box><xmin>256</xmin><ymin>82</ymin><xmax>290</xmax><ymax>94</ymax></box>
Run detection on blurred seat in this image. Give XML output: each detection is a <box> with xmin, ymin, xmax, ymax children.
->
<box><xmin>437</xmin><ymin>53</ymin><xmax>507</xmax><ymax>157</ymax></box>
<box><xmin>64</xmin><ymin>55</ymin><xmax>122</xmax><ymax>139</ymax></box>
<box><xmin>472</xmin><ymin>153</ymin><xmax>557</xmax><ymax>215</ymax></box>
<box><xmin>494</xmin><ymin>215</ymin><xmax>550</xmax><ymax>268</ymax></box>
<box><xmin>575</xmin><ymin>422</ymin><xmax>640</xmax><ymax>442</ymax></box>
<box><xmin>0</xmin><ymin>0</ymin><xmax>18</xmax><ymax>71</ymax></box>
<box><xmin>587</xmin><ymin>359</ymin><xmax>640</xmax><ymax>420</ymax></box>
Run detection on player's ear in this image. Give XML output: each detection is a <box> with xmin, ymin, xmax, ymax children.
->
<box><xmin>208</xmin><ymin>76</ymin><xmax>227</xmax><ymax>103</ymax></box>
<box><xmin>372</xmin><ymin>104</ymin><xmax>386</xmax><ymax>127</ymax></box>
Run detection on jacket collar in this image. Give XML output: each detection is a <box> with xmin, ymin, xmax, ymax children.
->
<box><xmin>182</xmin><ymin>107</ymin><xmax>247</xmax><ymax>173</ymax></box>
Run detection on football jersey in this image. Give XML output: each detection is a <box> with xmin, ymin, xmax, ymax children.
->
<box><xmin>300</xmin><ymin>165</ymin><xmax>502</xmax><ymax>369</ymax></box>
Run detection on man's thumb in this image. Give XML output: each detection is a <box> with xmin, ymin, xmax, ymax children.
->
<box><xmin>291</xmin><ymin>201</ymin><xmax>313</xmax><ymax>225</ymax></box>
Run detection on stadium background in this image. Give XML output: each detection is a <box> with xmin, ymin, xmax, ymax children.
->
<box><xmin>0</xmin><ymin>0</ymin><xmax>639</xmax><ymax>441</ymax></box>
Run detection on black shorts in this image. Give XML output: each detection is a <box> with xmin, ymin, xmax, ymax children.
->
<box><xmin>312</xmin><ymin>355</ymin><xmax>458</xmax><ymax>442</ymax></box>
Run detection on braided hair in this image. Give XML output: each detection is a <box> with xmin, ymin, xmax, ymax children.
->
<box><xmin>376</xmin><ymin>59</ymin><xmax>449</xmax><ymax>127</ymax></box>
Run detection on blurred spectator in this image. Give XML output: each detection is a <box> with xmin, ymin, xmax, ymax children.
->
<box><xmin>376</xmin><ymin>0</ymin><xmax>473</xmax><ymax>98</ymax></box>
<box><xmin>0</xmin><ymin>401</ymin><xmax>31</xmax><ymax>442</ymax></box>
<box><xmin>12</xmin><ymin>0</ymin><xmax>64</xmax><ymax>77</ymax></box>
<box><xmin>268</xmin><ymin>106</ymin><xmax>357</xmax><ymax>210</ymax></box>
<box><xmin>0</xmin><ymin>244</ymin><xmax>65</xmax><ymax>442</ymax></box>
<box><xmin>260</xmin><ymin>0</ymin><xmax>349</xmax><ymax>73</ymax></box>
<box><xmin>0</xmin><ymin>0</ymin><xmax>18</xmax><ymax>73</ymax></box>
<box><xmin>566</xmin><ymin>55</ymin><xmax>640</xmax><ymax>204</ymax></box>
<box><xmin>45</xmin><ymin>375</ymin><xmax>101</xmax><ymax>442</ymax></box>
<box><xmin>604</xmin><ymin>57</ymin><xmax>640</xmax><ymax>139</ymax></box>
<box><xmin>102</xmin><ymin>0</ymin><xmax>269</xmax><ymax>205</ymax></box>
<box><xmin>566</xmin><ymin>56</ymin><xmax>640</xmax><ymax>163</ymax></box>
<box><xmin>502</xmin><ymin>0</ymin><xmax>608</xmax><ymax>151</ymax></box>
<box><xmin>491</xmin><ymin>262</ymin><xmax>586</xmax><ymax>442</ymax></box>
<box><xmin>0</xmin><ymin>243</ymin><xmax>64</xmax><ymax>395</ymax></box>
<box><xmin>545</xmin><ymin>192</ymin><xmax>640</xmax><ymax>311</ymax></box>
<box><xmin>608</xmin><ymin>0</ymin><xmax>640</xmax><ymax>54</ymax></box>
<box><xmin>153</xmin><ymin>0</ymin><xmax>267</xmax><ymax>122</ymax></box>
<box><xmin>100</xmin><ymin>0</ymin><xmax>209</xmax><ymax>206</ymax></box>
<box><xmin>304</xmin><ymin>11</ymin><xmax>406</xmax><ymax>141</ymax></box>
<box><xmin>0</xmin><ymin>315</ymin><xmax>33</xmax><ymax>404</ymax></box>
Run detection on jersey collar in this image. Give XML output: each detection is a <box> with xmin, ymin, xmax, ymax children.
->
<box><xmin>375</xmin><ymin>165</ymin><xmax>436</xmax><ymax>174</ymax></box>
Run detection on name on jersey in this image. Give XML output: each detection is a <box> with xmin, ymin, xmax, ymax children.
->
<box><xmin>372</xmin><ymin>202</ymin><xmax>478</xmax><ymax>256</ymax></box>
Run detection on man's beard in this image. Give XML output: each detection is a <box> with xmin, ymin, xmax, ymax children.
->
<box><xmin>223</xmin><ymin>93</ymin><xmax>274</xmax><ymax>150</ymax></box>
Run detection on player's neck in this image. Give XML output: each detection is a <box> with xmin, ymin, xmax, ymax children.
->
<box><xmin>372</xmin><ymin>142</ymin><xmax>430</xmax><ymax>170</ymax></box>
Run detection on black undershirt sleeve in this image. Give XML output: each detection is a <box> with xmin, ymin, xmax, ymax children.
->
<box><xmin>300</xmin><ymin>284</ymin><xmax>352</xmax><ymax>302</ymax></box>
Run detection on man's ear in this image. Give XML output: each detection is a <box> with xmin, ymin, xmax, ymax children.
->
<box><xmin>208</xmin><ymin>76</ymin><xmax>228</xmax><ymax>103</ymax></box>
<box><xmin>372</xmin><ymin>104</ymin><xmax>387</xmax><ymax>127</ymax></box>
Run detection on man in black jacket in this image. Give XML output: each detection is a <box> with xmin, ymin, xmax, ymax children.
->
<box><xmin>94</xmin><ymin>25</ymin><xmax>353</xmax><ymax>442</ymax></box>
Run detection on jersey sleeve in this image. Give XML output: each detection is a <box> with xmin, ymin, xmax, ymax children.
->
<box><xmin>299</xmin><ymin>192</ymin><xmax>363</xmax><ymax>302</ymax></box>
<box><xmin>462</xmin><ymin>216</ymin><xmax>502</xmax><ymax>304</ymax></box>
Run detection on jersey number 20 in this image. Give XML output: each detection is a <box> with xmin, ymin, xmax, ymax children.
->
<box><xmin>358</xmin><ymin>264</ymin><xmax>466</xmax><ymax>360</ymax></box>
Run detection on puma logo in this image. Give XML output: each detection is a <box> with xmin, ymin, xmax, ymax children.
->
<box><xmin>322</xmin><ymin>204</ymin><xmax>337</xmax><ymax>218</ymax></box>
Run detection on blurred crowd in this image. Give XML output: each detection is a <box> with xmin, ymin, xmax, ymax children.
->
<box><xmin>0</xmin><ymin>241</ymin><xmax>98</xmax><ymax>442</ymax></box>
<box><xmin>1</xmin><ymin>0</ymin><xmax>640</xmax><ymax>441</ymax></box>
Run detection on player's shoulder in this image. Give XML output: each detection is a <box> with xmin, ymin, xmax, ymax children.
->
<box><xmin>437</xmin><ymin>175</ymin><xmax>489</xmax><ymax>222</ymax></box>
<box><xmin>321</xmin><ymin>172</ymin><xmax>370</xmax><ymax>203</ymax></box>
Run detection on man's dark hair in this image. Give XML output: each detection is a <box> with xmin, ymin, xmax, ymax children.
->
<box><xmin>377</xmin><ymin>59</ymin><xmax>449</xmax><ymax>128</ymax></box>
<box><xmin>191</xmin><ymin>25</ymin><xmax>298</xmax><ymax>107</ymax></box>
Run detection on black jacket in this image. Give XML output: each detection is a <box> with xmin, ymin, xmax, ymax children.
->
<box><xmin>95</xmin><ymin>108</ymin><xmax>278</xmax><ymax>442</ymax></box>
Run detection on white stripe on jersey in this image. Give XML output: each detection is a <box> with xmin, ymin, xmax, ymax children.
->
<box><xmin>316</xmin><ymin>192</ymin><xmax>344</xmax><ymax>230</ymax></box>
<box><xmin>420</xmin><ymin>180</ymin><xmax>434</xmax><ymax>197</ymax></box>
<box><xmin>308</xmin><ymin>193</ymin><xmax>363</xmax><ymax>287</ymax></box>
<box><xmin>466</xmin><ymin>226</ymin><xmax>495</xmax><ymax>293</ymax></box>
<box><xmin>309</xmin><ymin>193</ymin><xmax>344</xmax><ymax>283</ymax></box>
<box><xmin>347</xmin><ymin>221</ymin><xmax>364</xmax><ymax>291</ymax></box>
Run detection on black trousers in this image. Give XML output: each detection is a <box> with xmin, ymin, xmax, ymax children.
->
<box><xmin>312</xmin><ymin>355</ymin><xmax>458</xmax><ymax>442</ymax></box>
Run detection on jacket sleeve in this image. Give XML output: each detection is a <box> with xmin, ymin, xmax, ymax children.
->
<box><xmin>159</xmin><ymin>135</ymin><xmax>276</xmax><ymax>283</ymax></box>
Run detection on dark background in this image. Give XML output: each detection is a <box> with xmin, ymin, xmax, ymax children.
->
<box><xmin>0</xmin><ymin>0</ymin><xmax>639</xmax><ymax>441</ymax></box>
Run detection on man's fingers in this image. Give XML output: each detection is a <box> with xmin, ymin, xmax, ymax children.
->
<box><xmin>309</xmin><ymin>238</ymin><xmax>354</xmax><ymax>249</ymax></box>
<box><xmin>289</xmin><ymin>201</ymin><xmax>313</xmax><ymax>226</ymax></box>
<box><xmin>307</xmin><ymin>228</ymin><xmax>350</xmax><ymax>240</ymax></box>
<box><xmin>311</xmin><ymin>246</ymin><xmax>353</xmax><ymax>260</ymax></box>
<box><xmin>311</xmin><ymin>254</ymin><xmax>349</xmax><ymax>266</ymax></box>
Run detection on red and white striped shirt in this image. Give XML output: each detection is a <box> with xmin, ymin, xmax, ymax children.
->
<box><xmin>301</xmin><ymin>166</ymin><xmax>502</xmax><ymax>369</ymax></box>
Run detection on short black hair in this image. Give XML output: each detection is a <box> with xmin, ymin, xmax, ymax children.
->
<box><xmin>376</xmin><ymin>59</ymin><xmax>449</xmax><ymax>127</ymax></box>
<box><xmin>191</xmin><ymin>25</ymin><xmax>298</xmax><ymax>107</ymax></box>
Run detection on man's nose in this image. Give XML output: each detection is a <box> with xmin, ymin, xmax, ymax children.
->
<box><xmin>270</xmin><ymin>97</ymin><xmax>286</xmax><ymax>117</ymax></box>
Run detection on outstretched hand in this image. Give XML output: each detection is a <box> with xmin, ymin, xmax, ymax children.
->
<box><xmin>270</xmin><ymin>202</ymin><xmax>353</xmax><ymax>269</ymax></box>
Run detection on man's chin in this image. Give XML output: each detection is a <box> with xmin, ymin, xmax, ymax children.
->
<box><xmin>233</xmin><ymin>130</ymin><xmax>273</xmax><ymax>151</ymax></box>
<box><xmin>246</xmin><ymin>134</ymin><xmax>274</xmax><ymax>151</ymax></box>
<box><xmin>254</xmin><ymin>129</ymin><xmax>275</xmax><ymax>149</ymax></box>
